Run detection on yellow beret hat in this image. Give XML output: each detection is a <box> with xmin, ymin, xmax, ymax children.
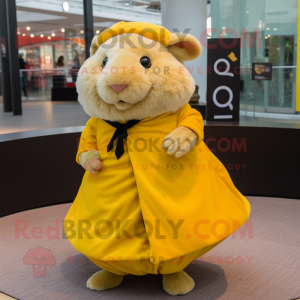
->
<box><xmin>97</xmin><ymin>21</ymin><xmax>172</xmax><ymax>47</ymax></box>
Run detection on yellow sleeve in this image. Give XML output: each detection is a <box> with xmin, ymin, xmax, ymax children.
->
<box><xmin>76</xmin><ymin>118</ymin><xmax>98</xmax><ymax>164</ymax></box>
<box><xmin>177</xmin><ymin>103</ymin><xmax>204</xmax><ymax>146</ymax></box>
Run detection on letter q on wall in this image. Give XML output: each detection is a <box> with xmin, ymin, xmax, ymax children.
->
<box><xmin>213</xmin><ymin>86</ymin><xmax>234</xmax><ymax>110</ymax></box>
<box><xmin>214</xmin><ymin>59</ymin><xmax>234</xmax><ymax>77</ymax></box>
<box><xmin>207</xmin><ymin>38</ymin><xmax>241</xmax><ymax>121</ymax></box>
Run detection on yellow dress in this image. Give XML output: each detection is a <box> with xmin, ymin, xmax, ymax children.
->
<box><xmin>64</xmin><ymin>103</ymin><xmax>250</xmax><ymax>275</ymax></box>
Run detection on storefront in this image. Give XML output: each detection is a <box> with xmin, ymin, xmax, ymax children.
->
<box><xmin>1</xmin><ymin>0</ymin><xmax>299</xmax><ymax>119</ymax></box>
<box><xmin>0</xmin><ymin>0</ymin><xmax>161</xmax><ymax>109</ymax></box>
<box><xmin>210</xmin><ymin>0</ymin><xmax>299</xmax><ymax>115</ymax></box>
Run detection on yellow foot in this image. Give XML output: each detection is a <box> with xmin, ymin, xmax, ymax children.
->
<box><xmin>163</xmin><ymin>270</ymin><xmax>195</xmax><ymax>296</ymax></box>
<box><xmin>86</xmin><ymin>270</ymin><xmax>123</xmax><ymax>291</ymax></box>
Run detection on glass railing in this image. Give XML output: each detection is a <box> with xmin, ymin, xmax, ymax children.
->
<box><xmin>240</xmin><ymin>66</ymin><xmax>297</xmax><ymax>121</ymax></box>
<box><xmin>2</xmin><ymin>65</ymin><xmax>298</xmax><ymax>125</ymax></box>
<box><xmin>19</xmin><ymin>67</ymin><xmax>78</xmax><ymax>101</ymax></box>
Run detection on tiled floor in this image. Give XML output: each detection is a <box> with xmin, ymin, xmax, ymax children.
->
<box><xmin>0</xmin><ymin>101</ymin><xmax>90</xmax><ymax>135</ymax></box>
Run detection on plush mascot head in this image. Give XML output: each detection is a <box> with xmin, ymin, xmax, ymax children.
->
<box><xmin>77</xmin><ymin>21</ymin><xmax>201</xmax><ymax>121</ymax></box>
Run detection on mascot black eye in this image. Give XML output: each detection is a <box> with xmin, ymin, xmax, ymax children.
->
<box><xmin>140</xmin><ymin>56</ymin><xmax>151</xmax><ymax>69</ymax></box>
<box><xmin>102</xmin><ymin>57</ymin><xmax>108</xmax><ymax>67</ymax></box>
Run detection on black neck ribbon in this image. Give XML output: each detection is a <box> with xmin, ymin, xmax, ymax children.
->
<box><xmin>103</xmin><ymin>119</ymin><xmax>141</xmax><ymax>160</ymax></box>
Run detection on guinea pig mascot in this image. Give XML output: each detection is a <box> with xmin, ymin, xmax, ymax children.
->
<box><xmin>64</xmin><ymin>22</ymin><xmax>250</xmax><ymax>296</ymax></box>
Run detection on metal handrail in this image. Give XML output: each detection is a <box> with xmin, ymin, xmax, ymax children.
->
<box><xmin>18</xmin><ymin>66</ymin><xmax>296</xmax><ymax>73</ymax></box>
<box><xmin>240</xmin><ymin>66</ymin><xmax>296</xmax><ymax>69</ymax></box>
<box><xmin>19</xmin><ymin>67</ymin><xmax>71</xmax><ymax>72</ymax></box>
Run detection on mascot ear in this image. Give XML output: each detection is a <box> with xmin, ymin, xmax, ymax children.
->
<box><xmin>90</xmin><ymin>35</ymin><xmax>99</xmax><ymax>56</ymax></box>
<box><xmin>167</xmin><ymin>33</ymin><xmax>201</xmax><ymax>62</ymax></box>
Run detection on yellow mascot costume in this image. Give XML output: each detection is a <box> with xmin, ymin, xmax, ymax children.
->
<box><xmin>64</xmin><ymin>21</ymin><xmax>251</xmax><ymax>296</ymax></box>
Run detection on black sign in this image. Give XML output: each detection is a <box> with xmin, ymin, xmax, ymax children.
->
<box><xmin>252</xmin><ymin>63</ymin><xmax>272</xmax><ymax>80</ymax></box>
<box><xmin>207</xmin><ymin>38</ymin><xmax>240</xmax><ymax>121</ymax></box>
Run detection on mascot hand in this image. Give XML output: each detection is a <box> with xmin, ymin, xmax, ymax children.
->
<box><xmin>79</xmin><ymin>150</ymin><xmax>102</xmax><ymax>174</ymax></box>
<box><xmin>162</xmin><ymin>126</ymin><xmax>198</xmax><ymax>158</ymax></box>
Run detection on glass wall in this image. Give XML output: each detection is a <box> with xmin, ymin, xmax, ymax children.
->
<box><xmin>211</xmin><ymin>0</ymin><xmax>298</xmax><ymax>118</ymax></box>
<box><xmin>16</xmin><ymin>0</ymin><xmax>85</xmax><ymax>100</ymax></box>
<box><xmin>15</xmin><ymin>0</ymin><xmax>162</xmax><ymax>101</ymax></box>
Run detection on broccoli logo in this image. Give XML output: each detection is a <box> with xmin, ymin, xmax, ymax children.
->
<box><xmin>23</xmin><ymin>246</ymin><xmax>56</xmax><ymax>277</ymax></box>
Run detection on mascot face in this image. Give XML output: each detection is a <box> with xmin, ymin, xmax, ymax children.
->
<box><xmin>77</xmin><ymin>23</ymin><xmax>201</xmax><ymax>121</ymax></box>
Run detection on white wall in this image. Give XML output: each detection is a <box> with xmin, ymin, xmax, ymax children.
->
<box><xmin>161</xmin><ymin>0</ymin><xmax>208</xmax><ymax>103</ymax></box>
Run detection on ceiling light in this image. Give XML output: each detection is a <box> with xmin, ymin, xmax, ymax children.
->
<box><xmin>17</xmin><ymin>31</ymin><xmax>20</xmax><ymax>35</ymax></box>
<box><xmin>61</xmin><ymin>28</ymin><xmax>65</xmax><ymax>33</ymax></box>
<box><xmin>274</xmin><ymin>28</ymin><xmax>277</xmax><ymax>30</ymax></box>
<box><xmin>40</xmin><ymin>34</ymin><xmax>44</xmax><ymax>37</ymax></box>
<box><xmin>48</xmin><ymin>36</ymin><xmax>51</xmax><ymax>40</ymax></box>
<box><xmin>80</xmin><ymin>29</ymin><xmax>84</xmax><ymax>34</ymax></box>
<box><xmin>51</xmin><ymin>33</ymin><xmax>55</xmax><ymax>36</ymax></box>
<box><xmin>96</xmin><ymin>30</ymin><xmax>100</xmax><ymax>34</ymax></box>
<box><xmin>62</xmin><ymin>2</ymin><xmax>69</xmax><ymax>12</ymax></box>
<box><xmin>246</xmin><ymin>11</ymin><xmax>249</xmax><ymax>13</ymax></box>
<box><xmin>266</xmin><ymin>28</ymin><xmax>270</xmax><ymax>30</ymax></box>
<box><xmin>23</xmin><ymin>33</ymin><xmax>26</xmax><ymax>36</ymax></box>
<box><xmin>26</xmin><ymin>26</ymin><xmax>30</xmax><ymax>30</ymax></box>
<box><xmin>30</xmin><ymin>34</ymin><xmax>34</xmax><ymax>38</ymax></box>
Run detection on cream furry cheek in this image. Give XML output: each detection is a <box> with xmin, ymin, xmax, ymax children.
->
<box><xmin>76</xmin><ymin>34</ymin><xmax>196</xmax><ymax>121</ymax></box>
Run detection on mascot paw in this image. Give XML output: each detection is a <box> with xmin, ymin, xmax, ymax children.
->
<box><xmin>83</xmin><ymin>157</ymin><xmax>102</xmax><ymax>174</ymax></box>
<box><xmin>163</xmin><ymin>271</ymin><xmax>195</xmax><ymax>296</ymax></box>
<box><xmin>79</xmin><ymin>150</ymin><xmax>103</xmax><ymax>174</ymax></box>
<box><xmin>86</xmin><ymin>270</ymin><xmax>123</xmax><ymax>291</ymax></box>
<box><xmin>162</xmin><ymin>126</ymin><xmax>198</xmax><ymax>158</ymax></box>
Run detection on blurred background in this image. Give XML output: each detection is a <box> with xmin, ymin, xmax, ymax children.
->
<box><xmin>9</xmin><ymin>0</ymin><xmax>161</xmax><ymax>100</ymax></box>
<box><xmin>0</xmin><ymin>0</ymin><xmax>299</xmax><ymax>134</ymax></box>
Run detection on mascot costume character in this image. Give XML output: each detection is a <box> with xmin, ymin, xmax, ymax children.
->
<box><xmin>64</xmin><ymin>22</ymin><xmax>251</xmax><ymax>296</ymax></box>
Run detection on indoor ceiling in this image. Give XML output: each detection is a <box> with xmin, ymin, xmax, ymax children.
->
<box><xmin>16</xmin><ymin>0</ymin><xmax>161</xmax><ymax>38</ymax></box>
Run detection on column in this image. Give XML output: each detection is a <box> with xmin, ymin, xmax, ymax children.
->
<box><xmin>161</xmin><ymin>0</ymin><xmax>208</xmax><ymax>104</ymax></box>
<box><xmin>5</xmin><ymin>0</ymin><xmax>22</xmax><ymax>115</ymax></box>
<box><xmin>296</xmin><ymin>0</ymin><xmax>300</xmax><ymax>113</ymax></box>
<box><xmin>83</xmin><ymin>0</ymin><xmax>94</xmax><ymax>60</ymax></box>
<box><xmin>0</xmin><ymin>0</ymin><xmax>12</xmax><ymax>112</ymax></box>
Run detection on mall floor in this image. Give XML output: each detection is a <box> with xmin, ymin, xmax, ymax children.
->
<box><xmin>1</xmin><ymin>101</ymin><xmax>300</xmax><ymax>300</ymax></box>
<box><xmin>0</xmin><ymin>197</ymin><xmax>300</xmax><ymax>300</ymax></box>
<box><xmin>0</xmin><ymin>100</ymin><xmax>90</xmax><ymax>135</ymax></box>
<box><xmin>1</xmin><ymin>100</ymin><xmax>300</xmax><ymax>135</ymax></box>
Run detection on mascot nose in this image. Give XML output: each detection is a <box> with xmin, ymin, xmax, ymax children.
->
<box><xmin>110</xmin><ymin>84</ymin><xmax>127</xmax><ymax>93</ymax></box>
